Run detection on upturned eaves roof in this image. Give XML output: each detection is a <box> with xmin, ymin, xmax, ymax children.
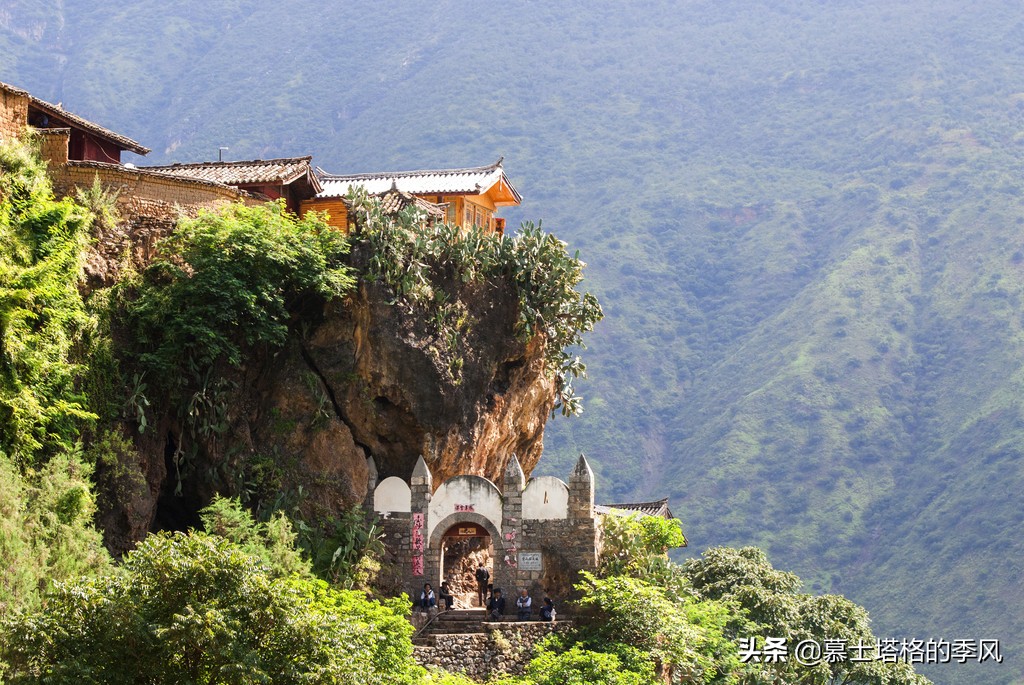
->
<box><xmin>316</xmin><ymin>159</ymin><xmax>521</xmax><ymax>205</ymax></box>
<box><xmin>595</xmin><ymin>498</ymin><xmax>675</xmax><ymax>520</ymax></box>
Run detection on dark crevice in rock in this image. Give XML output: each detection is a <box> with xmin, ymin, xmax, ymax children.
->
<box><xmin>299</xmin><ymin>343</ymin><xmax>373</xmax><ymax>459</ymax></box>
<box><xmin>152</xmin><ymin>431</ymin><xmax>203</xmax><ymax>533</ymax></box>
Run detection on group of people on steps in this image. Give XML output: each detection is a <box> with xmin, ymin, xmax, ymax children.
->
<box><xmin>416</xmin><ymin>561</ymin><xmax>556</xmax><ymax>621</ymax></box>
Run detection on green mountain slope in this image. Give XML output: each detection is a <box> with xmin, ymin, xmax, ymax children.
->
<box><xmin>4</xmin><ymin>1</ymin><xmax>1024</xmax><ymax>682</ymax></box>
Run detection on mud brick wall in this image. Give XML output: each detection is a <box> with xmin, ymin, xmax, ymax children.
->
<box><xmin>50</xmin><ymin>163</ymin><xmax>243</xmax><ymax>210</ymax></box>
<box><xmin>49</xmin><ymin>162</ymin><xmax>257</xmax><ymax>288</ymax></box>
<box><xmin>414</xmin><ymin>621</ymin><xmax>572</xmax><ymax>679</ymax></box>
<box><xmin>36</xmin><ymin>128</ymin><xmax>70</xmax><ymax>165</ymax></box>
<box><xmin>0</xmin><ymin>88</ymin><xmax>28</xmax><ymax>143</ymax></box>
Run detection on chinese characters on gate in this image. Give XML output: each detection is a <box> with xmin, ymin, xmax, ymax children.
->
<box><xmin>411</xmin><ymin>513</ymin><xmax>424</xmax><ymax>576</ymax></box>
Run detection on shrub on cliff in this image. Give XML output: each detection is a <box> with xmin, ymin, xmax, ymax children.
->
<box><xmin>0</xmin><ymin>530</ymin><xmax>422</xmax><ymax>685</ymax></box>
<box><xmin>120</xmin><ymin>200</ymin><xmax>355</xmax><ymax>385</ymax></box>
<box><xmin>347</xmin><ymin>189</ymin><xmax>602</xmax><ymax>415</ymax></box>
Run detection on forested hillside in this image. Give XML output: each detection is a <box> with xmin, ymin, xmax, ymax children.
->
<box><xmin>3</xmin><ymin>1</ymin><xmax>1024</xmax><ymax>683</ymax></box>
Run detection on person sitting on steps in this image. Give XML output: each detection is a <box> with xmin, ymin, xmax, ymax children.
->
<box><xmin>487</xmin><ymin>588</ymin><xmax>506</xmax><ymax>621</ymax></box>
<box><xmin>419</xmin><ymin>583</ymin><xmax>436</xmax><ymax>612</ymax></box>
<box><xmin>516</xmin><ymin>589</ymin><xmax>532</xmax><ymax>621</ymax></box>
<box><xmin>439</xmin><ymin>582</ymin><xmax>455</xmax><ymax>611</ymax></box>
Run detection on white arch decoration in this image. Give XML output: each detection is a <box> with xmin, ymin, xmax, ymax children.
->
<box><xmin>427</xmin><ymin>475</ymin><xmax>502</xmax><ymax>540</ymax></box>
<box><xmin>373</xmin><ymin>476</ymin><xmax>411</xmax><ymax>513</ymax></box>
<box><xmin>522</xmin><ymin>476</ymin><xmax>570</xmax><ymax>520</ymax></box>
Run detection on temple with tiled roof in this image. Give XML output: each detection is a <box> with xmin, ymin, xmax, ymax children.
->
<box><xmin>307</xmin><ymin>158</ymin><xmax>521</xmax><ymax>234</ymax></box>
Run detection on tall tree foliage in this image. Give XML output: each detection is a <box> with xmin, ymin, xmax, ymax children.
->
<box><xmin>0</xmin><ymin>138</ymin><xmax>96</xmax><ymax>467</ymax></box>
<box><xmin>0</xmin><ymin>139</ymin><xmax>112</xmax><ymax>623</ymax></box>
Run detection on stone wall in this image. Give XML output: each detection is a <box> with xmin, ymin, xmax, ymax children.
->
<box><xmin>414</xmin><ymin>621</ymin><xmax>571</xmax><ymax>679</ymax></box>
<box><xmin>50</xmin><ymin>161</ymin><xmax>243</xmax><ymax>210</ymax></box>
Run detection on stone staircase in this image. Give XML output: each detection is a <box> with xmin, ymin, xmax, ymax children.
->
<box><xmin>412</xmin><ymin>608</ymin><xmax>488</xmax><ymax>646</ymax></box>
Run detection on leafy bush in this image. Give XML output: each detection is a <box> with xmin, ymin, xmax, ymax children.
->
<box><xmin>349</xmin><ymin>189</ymin><xmax>602</xmax><ymax>415</ymax></box>
<box><xmin>526</xmin><ymin>645</ymin><xmax>652</xmax><ymax>685</ymax></box>
<box><xmin>199</xmin><ymin>495</ymin><xmax>312</xmax><ymax>579</ymax></box>
<box><xmin>121</xmin><ymin>200</ymin><xmax>355</xmax><ymax>385</ymax></box>
<box><xmin>573</xmin><ymin>571</ymin><xmax>738</xmax><ymax>683</ymax></box>
<box><xmin>598</xmin><ymin>511</ymin><xmax>686</xmax><ymax>582</ymax></box>
<box><xmin>0</xmin><ymin>530</ymin><xmax>422</xmax><ymax>685</ymax></box>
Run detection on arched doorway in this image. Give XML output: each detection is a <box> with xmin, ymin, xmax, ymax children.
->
<box><xmin>439</xmin><ymin>522</ymin><xmax>492</xmax><ymax>609</ymax></box>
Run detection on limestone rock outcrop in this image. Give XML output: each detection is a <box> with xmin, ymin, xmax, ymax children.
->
<box><xmin>104</xmin><ymin>275</ymin><xmax>556</xmax><ymax>553</ymax></box>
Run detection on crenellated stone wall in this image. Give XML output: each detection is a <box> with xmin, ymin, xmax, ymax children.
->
<box><xmin>373</xmin><ymin>454</ymin><xmax>603</xmax><ymax>609</ymax></box>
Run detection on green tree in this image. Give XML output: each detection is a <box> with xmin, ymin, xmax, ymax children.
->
<box><xmin>350</xmin><ymin>188</ymin><xmax>603</xmax><ymax>415</ymax></box>
<box><xmin>0</xmin><ymin>530</ymin><xmax>423</xmax><ymax>685</ymax></box>
<box><xmin>573</xmin><ymin>571</ymin><xmax>741</xmax><ymax>684</ymax></box>
<box><xmin>598</xmin><ymin>511</ymin><xmax>686</xmax><ymax>585</ymax></box>
<box><xmin>0</xmin><ymin>450</ymin><xmax>111</xmax><ymax>620</ymax></box>
<box><xmin>199</xmin><ymin>495</ymin><xmax>311</xmax><ymax>579</ymax></box>
<box><xmin>684</xmin><ymin>547</ymin><xmax>931</xmax><ymax>685</ymax></box>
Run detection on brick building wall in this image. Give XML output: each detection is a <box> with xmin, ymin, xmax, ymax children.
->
<box><xmin>0</xmin><ymin>87</ymin><xmax>29</xmax><ymax>143</ymax></box>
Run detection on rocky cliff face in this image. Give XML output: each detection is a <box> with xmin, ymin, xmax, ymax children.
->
<box><xmin>101</xmin><ymin>275</ymin><xmax>556</xmax><ymax>553</ymax></box>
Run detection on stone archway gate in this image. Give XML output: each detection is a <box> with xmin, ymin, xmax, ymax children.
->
<box><xmin>367</xmin><ymin>453</ymin><xmax>601</xmax><ymax>609</ymax></box>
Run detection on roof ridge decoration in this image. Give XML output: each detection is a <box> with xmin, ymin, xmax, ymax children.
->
<box><xmin>317</xmin><ymin>158</ymin><xmax>505</xmax><ymax>182</ymax></box>
<box><xmin>315</xmin><ymin>158</ymin><xmax>520</xmax><ymax>205</ymax></box>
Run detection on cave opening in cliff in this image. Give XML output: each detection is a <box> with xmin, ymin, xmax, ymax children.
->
<box><xmin>152</xmin><ymin>432</ymin><xmax>205</xmax><ymax>534</ymax></box>
<box><xmin>440</xmin><ymin>523</ymin><xmax>493</xmax><ymax>609</ymax></box>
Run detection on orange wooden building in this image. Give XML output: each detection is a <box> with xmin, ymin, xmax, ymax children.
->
<box><xmin>304</xmin><ymin>158</ymin><xmax>521</xmax><ymax>234</ymax></box>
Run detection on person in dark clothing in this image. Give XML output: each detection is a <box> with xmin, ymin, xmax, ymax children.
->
<box><xmin>475</xmin><ymin>563</ymin><xmax>490</xmax><ymax>607</ymax></box>
<box><xmin>539</xmin><ymin>597</ymin><xmax>555</xmax><ymax>622</ymax></box>
<box><xmin>439</xmin><ymin>582</ymin><xmax>455</xmax><ymax>611</ymax></box>
<box><xmin>419</xmin><ymin>583</ymin><xmax>436</xmax><ymax>612</ymax></box>
<box><xmin>487</xmin><ymin>588</ymin><xmax>506</xmax><ymax>620</ymax></box>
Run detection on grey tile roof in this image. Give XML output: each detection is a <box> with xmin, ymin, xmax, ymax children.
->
<box><xmin>141</xmin><ymin>157</ymin><xmax>321</xmax><ymax>192</ymax></box>
<box><xmin>595</xmin><ymin>498</ymin><xmax>675</xmax><ymax>520</ymax></box>
<box><xmin>316</xmin><ymin>158</ymin><xmax>521</xmax><ymax>204</ymax></box>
